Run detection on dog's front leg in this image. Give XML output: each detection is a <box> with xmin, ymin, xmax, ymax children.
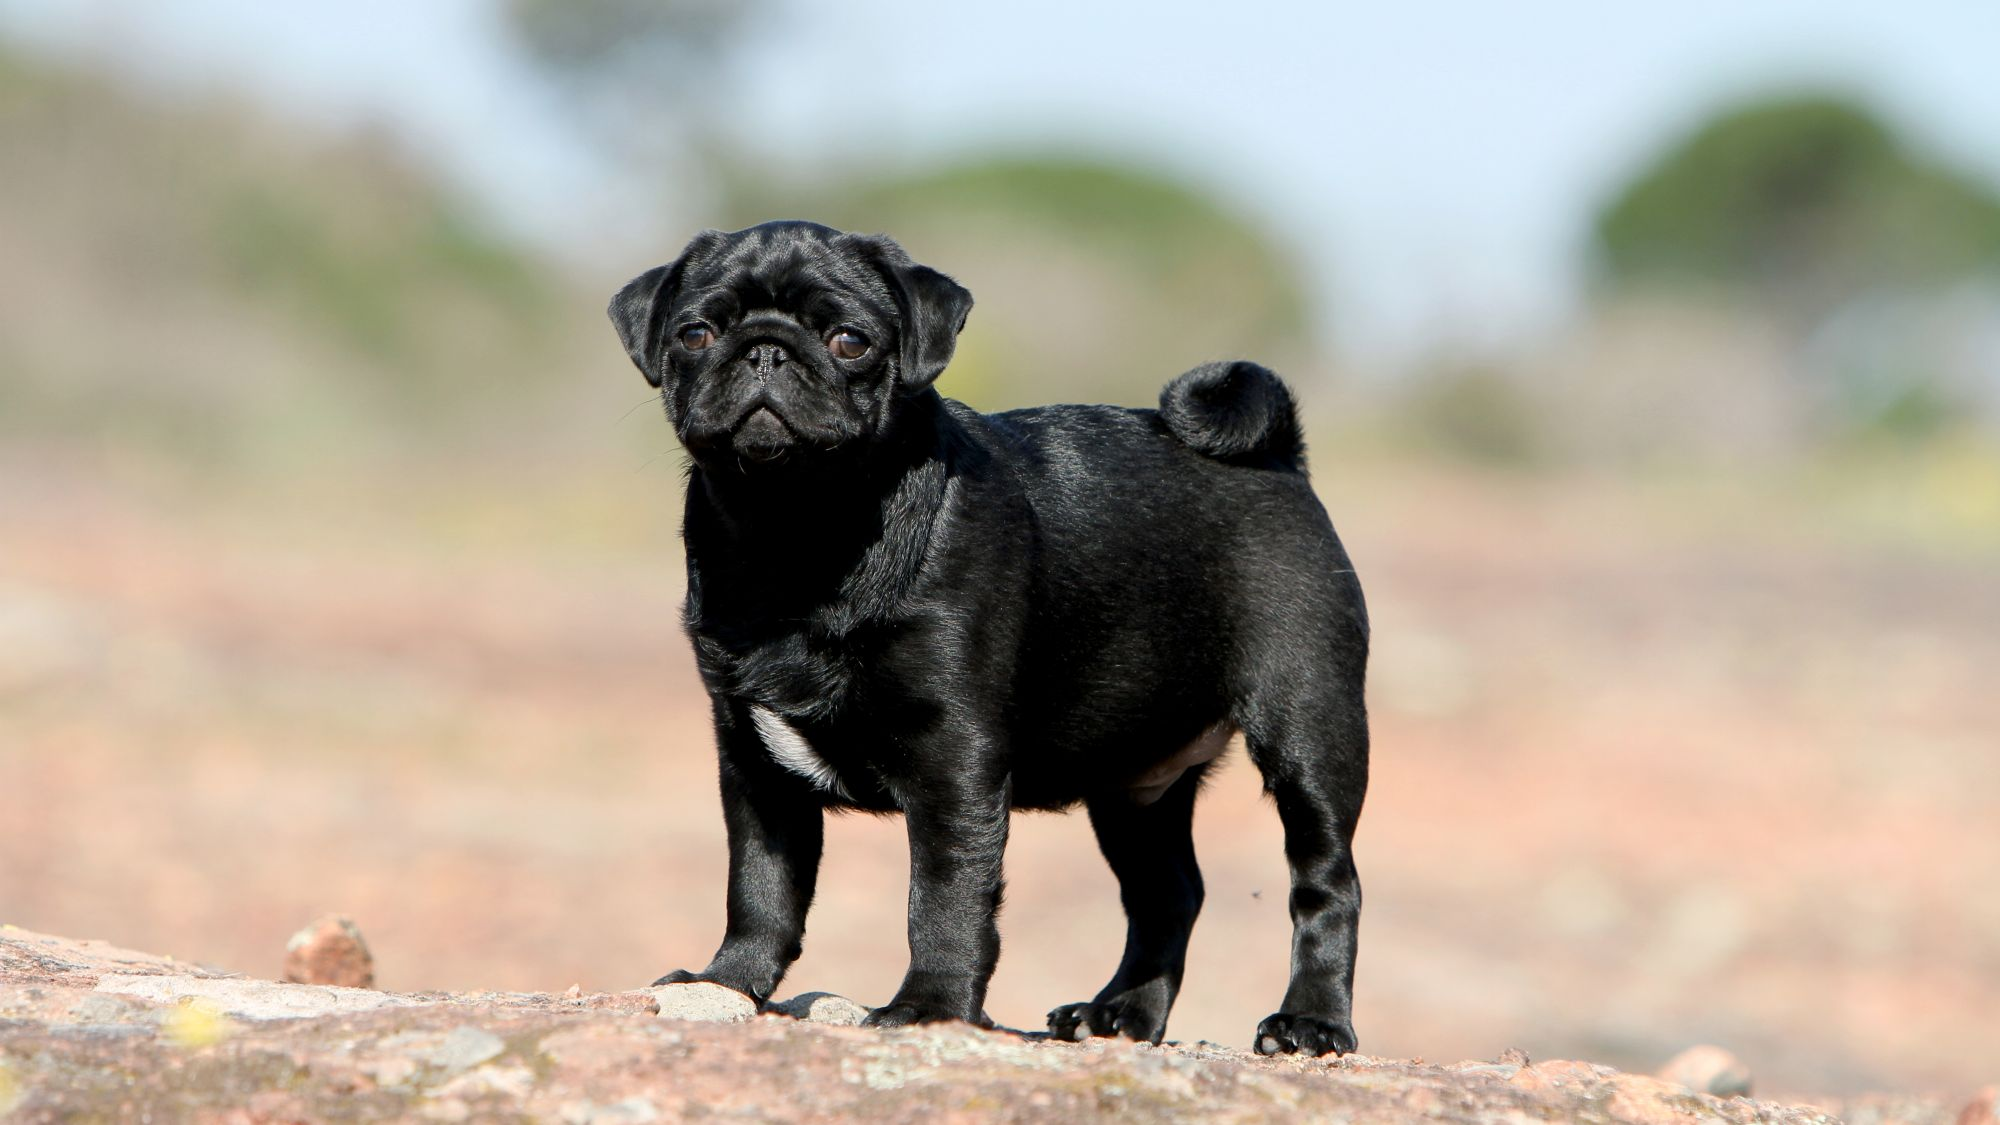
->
<box><xmin>863</xmin><ymin>772</ymin><xmax>1010</xmax><ymax>1028</ymax></box>
<box><xmin>655</xmin><ymin>716</ymin><xmax>824</xmax><ymax>1003</ymax></box>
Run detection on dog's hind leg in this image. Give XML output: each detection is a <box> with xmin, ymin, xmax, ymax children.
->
<box><xmin>1047</xmin><ymin>766</ymin><xmax>1206</xmax><ymax>1045</ymax></box>
<box><xmin>1242</xmin><ymin>672</ymin><xmax>1368</xmax><ymax>1056</ymax></box>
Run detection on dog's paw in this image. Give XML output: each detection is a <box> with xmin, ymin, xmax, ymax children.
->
<box><xmin>651</xmin><ymin>969</ymin><xmax>703</xmax><ymax>986</ymax></box>
<box><xmin>1254</xmin><ymin>1012</ymin><xmax>1356</xmax><ymax>1057</ymax></box>
<box><xmin>863</xmin><ymin>1000</ymin><xmax>984</xmax><ymax>1029</ymax></box>
<box><xmin>1046</xmin><ymin>995</ymin><xmax>1168</xmax><ymax>1044</ymax></box>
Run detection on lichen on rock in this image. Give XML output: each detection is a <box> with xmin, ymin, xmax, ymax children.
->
<box><xmin>0</xmin><ymin>926</ymin><xmax>1970</xmax><ymax>1123</ymax></box>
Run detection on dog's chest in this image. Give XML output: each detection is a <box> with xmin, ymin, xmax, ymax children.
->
<box><xmin>694</xmin><ymin>628</ymin><xmax>885</xmax><ymax>800</ymax></box>
<box><xmin>695</xmin><ymin>627</ymin><xmax>858</xmax><ymax>714</ymax></box>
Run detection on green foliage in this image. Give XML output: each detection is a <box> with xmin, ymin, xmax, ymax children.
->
<box><xmin>207</xmin><ymin>176</ymin><xmax>550</xmax><ymax>368</ymax></box>
<box><xmin>735</xmin><ymin>156</ymin><xmax>1316</xmax><ymax>408</ymax></box>
<box><xmin>1593</xmin><ymin>94</ymin><xmax>2000</xmax><ymax>310</ymax></box>
<box><xmin>1400</xmin><ymin>363</ymin><xmax>1546</xmax><ymax>467</ymax></box>
<box><xmin>836</xmin><ymin>158</ymin><xmax>1304</xmax><ymax>305</ymax></box>
<box><xmin>503</xmin><ymin>0</ymin><xmax>747</xmax><ymax>77</ymax></box>
<box><xmin>0</xmin><ymin>41</ymin><xmax>568</xmax><ymax>467</ymax></box>
<box><xmin>501</xmin><ymin>0</ymin><xmax>759</xmax><ymax>167</ymax></box>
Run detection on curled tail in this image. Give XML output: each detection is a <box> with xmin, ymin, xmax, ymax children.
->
<box><xmin>1158</xmin><ymin>361</ymin><xmax>1306</xmax><ymax>471</ymax></box>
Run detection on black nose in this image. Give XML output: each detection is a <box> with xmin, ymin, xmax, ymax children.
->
<box><xmin>747</xmin><ymin>342</ymin><xmax>789</xmax><ymax>370</ymax></box>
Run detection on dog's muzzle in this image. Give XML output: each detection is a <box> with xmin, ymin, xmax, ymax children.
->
<box><xmin>732</xmin><ymin>405</ymin><xmax>794</xmax><ymax>460</ymax></box>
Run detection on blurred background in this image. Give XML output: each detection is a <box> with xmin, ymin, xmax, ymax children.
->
<box><xmin>2</xmin><ymin>0</ymin><xmax>1996</xmax><ymax>1100</ymax></box>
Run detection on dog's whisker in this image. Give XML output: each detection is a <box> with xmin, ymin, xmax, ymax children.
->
<box><xmin>616</xmin><ymin>394</ymin><xmax>662</xmax><ymax>424</ymax></box>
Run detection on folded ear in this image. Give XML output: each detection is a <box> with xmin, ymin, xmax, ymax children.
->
<box><xmin>896</xmin><ymin>261</ymin><xmax>975</xmax><ymax>389</ymax></box>
<box><xmin>846</xmin><ymin>235</ymin><xmax>974</xmax><ymax>389</ymax></box>
<box><xmin>607</xmin><ymin>230</ymin><xmax>724</xmax><ymax>387</ymax></box>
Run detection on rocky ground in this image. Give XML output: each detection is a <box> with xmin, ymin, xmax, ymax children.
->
<box><xmin>1</xmin><ymin>926</ymin><xmax>1985</xmax><ymax>1124</ymax></box>
<box><xmin>4</xmin><ymin>466</ymin><xmax>1998</xmax><ymax>1106</ymax></box>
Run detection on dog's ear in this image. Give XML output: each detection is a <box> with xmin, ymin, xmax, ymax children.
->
<box><xmin>608</xmin><ymin>230</ymin><xmax>724</xmax><ymax>387</ymax></box>
<box><xmin>848</xmin><ymin>235</ymin><xmax>974</xmax><ymax>389</ymax></box>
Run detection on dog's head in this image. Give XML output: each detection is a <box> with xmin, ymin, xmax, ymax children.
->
<box><xmin>609</xmin><ymin>221</ymin><xmax>973</xmax><ymax>469</ymax></box>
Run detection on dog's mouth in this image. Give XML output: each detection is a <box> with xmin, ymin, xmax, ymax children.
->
<box><xmin>728</xmin><ymin>405</ymin><xmax>796</xmax><ymax>462</ymax></box>
<box><xmin>680</xmin><ymin>393</ymin><xmax>864</xmax><ymax>470</ymax></box>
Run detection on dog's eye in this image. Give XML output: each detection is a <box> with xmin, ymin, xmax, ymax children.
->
<box><xmin>827</xmin><ymin>329</ymin><xmax>870</xmax><ymax>360</ymax></box>
<box><xmin>678</xmin><ymin>325</ymin><xmax>716</xmax><ymax>351</ymax></box>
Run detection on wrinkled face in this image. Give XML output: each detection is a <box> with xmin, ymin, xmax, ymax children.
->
<box><xmin>609</xmin><ymin>222</ymin><xmax>973</xmax><ymax>471</ymax></box>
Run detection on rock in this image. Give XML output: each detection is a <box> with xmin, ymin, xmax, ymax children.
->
<box><xmin>1610</xmin><ymin>1073</ymin><xmax>1725</xmax><ymax>1125</ymax></box>
<box><xmin>644</xmin><ymin>981</ymin><xmax>755</xmax><ymax>1023</ymax></box>
<box><xmin>1959</xmin><ymin>1085</ymin><xmax>2000</xmax><ymax>1125</ymax></box>
<box><xmin>1498</xmin><ymin>1046</ymin><xmax>1531</xmax><ymax>1066</ymax></box>
<box><xmin>1509</xmin><ymin>1059</ymin><xmax>1615</xmax><ymax>1095</ymax></box>
<box><xmin>766</xmin><ymin>990</ymin><xmax>868</xmax><ymax>1026</ymax></box>
<box><xmin>95</xmin><ymin>972</ymin><xmax>422</xmax><ymax>1020</ymax></box>
<box><xmin>427</xmin><ymin>1025</ymin><xmax>506</xmax><ymax>1072</ymax></box>
<box><xmin>63</xmin><ymin>993</ymin><xmax>141</xmax><ymax>1023</ymax></box>
<box><xmin>0</xmin><ymin>923</ymin><xmax>1948</xmax><ymax>1123</ymax></box>
<box><xmin>1448</xmin><ymin>1062</ymin><xmax>1521</xmax><ymax>1079</ymax></box>
<box><xmin>419</xmin><ymin>1096</ymin><xmax>471</xmax><ymax>1122</ymax></box>
<box><xmin>561</xmin><ymin>1098</ymin><xmax>661</xmax><ymax>1124</ymax></box>
<box><xmin>1658</xmin><ymin>1044</ymin><xmax>1754</xmax><ymax>1098</ymax></box>
<box><xmin>283</xmin><ymin>915</ymin><xmax>375</xmax><ymax>989</ymax></box>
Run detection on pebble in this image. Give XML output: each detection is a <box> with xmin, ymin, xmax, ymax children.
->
<box><xmin>647</xmin><ymin>982</ymin><xmax>755</xmax><ymax>1023</ymax></box>
<box><xmin>282</xmin><ymin>916</ymin><xmax>375</xmax><ymax>989</ymax></box>
<box><xmin>767</xmin><ymin>991</ymin><xmax>869</xmax><ymax>1026</ymax></box>
<box><xmin>1655</xmin><ymin>1044</ymin><xmax>1753</xmax><ymax>1098</ymax></box>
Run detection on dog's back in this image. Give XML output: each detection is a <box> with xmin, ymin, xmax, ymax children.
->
<box><xmin>960</xmin><ymin>362</ymin><xmax>1364</xmax><ymax>807</ymax></box>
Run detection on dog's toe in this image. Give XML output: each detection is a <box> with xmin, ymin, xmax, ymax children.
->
<box><xmin>862</xmin><ymin>1003</ymin><xmax>922</xmax><ymax>1029</ymax></box>
<box><xmin>1047</xmin><ymin>997</ymin><xmax>1167</xmax><ymax>1045</ymax></box>
<box><xmin>651</xmin><ymin>969</ymin><xmax>702</xmax><ymax>987</ymax></box>
<box><xmin>1047</xmin><ymin>1002</ymin><xmax>1094</xmax><ymax>1041</ymax></box>
<box><xmin>864</xmin><ymin>999</ymin><xmax>982</xmax><ymax>1029</ymax></box>
<box><xmin>1253</xmin><ymin>1012</ymin><xmax>1356</xmax><ymax>1057</ymax></box>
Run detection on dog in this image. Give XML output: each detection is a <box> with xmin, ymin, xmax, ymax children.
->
<box><xmin>608</xmin><ymin>220</ymin><xmax>1369</xmax><ymax>1055</ymax></box>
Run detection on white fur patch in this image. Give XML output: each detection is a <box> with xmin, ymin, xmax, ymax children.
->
<box><xmin>750</xmin><ymin>706</ymin><xmax>851</xmax><ymax>798</ymax></box>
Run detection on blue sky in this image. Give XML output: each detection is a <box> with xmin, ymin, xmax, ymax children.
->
<box><xmin>6</xmin><ymin>0</ymin><xmax>1999</xmax><ymax>362</ymax></box>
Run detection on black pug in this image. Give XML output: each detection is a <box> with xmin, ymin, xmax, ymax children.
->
<box><xmin>609</xmin><ymin>220</ymin><xmax>1369</xmax><ymax>1056</ymax></box>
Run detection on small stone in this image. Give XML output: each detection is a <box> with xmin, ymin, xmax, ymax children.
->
<box><xmin>1655</xmin><ymin>1044</ymin><xmax>1753</xmax><ymax>1098</ymax></box>
<box><xmin>1498</xmin><ymin>1046</ymin><xmax>1531</xmax><ymax>1066</ymax></box>
<box><xmin>767</xmin><ymin>991</ymin><xmax>868</xmax><ymax>1026</ymax></box>
<box><xmin>646</xmin><ymin>981</ymin><xmax>755</xmax><ymax>1023</ymax></box>
<box><xmin>283</xmin><ymin>915</ymin><xmax>375</xmax><ymax>989</ymax></box>
<box><xmin>564</xmin><ymin>983</ymin><xmax>584</xmax><ymax>999</ymax></box>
